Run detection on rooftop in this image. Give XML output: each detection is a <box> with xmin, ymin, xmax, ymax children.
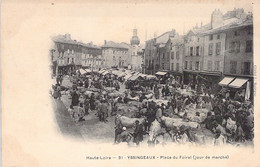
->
<box><xmin>53</xmin><ymin>34</ymin><xmax>101</xmax><ymax>49</ymax></box>
<box><xmin>101</xmin><ymin>41</ymin><xmax>130</xmax><ymax>49</ymax></box>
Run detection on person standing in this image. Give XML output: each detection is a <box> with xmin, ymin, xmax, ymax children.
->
<box><xmin>83</xmin><ymin>95</ymin><xmax>90</xmax><ymax>115</ymax></box>
<box><xmin>133</xmin><ymin>120</ymin><xmax>143</xmax><ymax>146</ymax></box>
<box><xmin>89</xmin><ymin>93</ymin><xmax>96</xmax><ymax>111</ymax></box>
<box><xmin>71</xmin><ymin>90</ymin><xmax>79</xmax><ymax>106</ymax></box>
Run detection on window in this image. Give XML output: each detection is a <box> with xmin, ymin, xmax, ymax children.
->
<box><xmin>185</xmin><ymin>61</ymin><xmax>188</xmax><ymax>69</ymax></box>
<box><xmin>214</xmin><ymin>61</ymin><xmax>220</xmax><ymax>71</ymax></box>
<box><xmin>229</xmin><ymin>41</ymin><xmax>240</xmax><ymax>53</ymax></box>
<box><xmin>176</xmin><ymin>51</ymin><xmax>180</xmax><ymax>60</ymax></box>
<box><xmin>68</xmin><ymin>49</ymin><xmax>70</xmax><ymax>53</ymax></box>
<box><xmin>208</xmin><ymin>61</ymin><xmax>212</xmax><ymax>71</ymax></box>
<box><xmin>189</xmin><ymin>61</ymin><xmax>192</xmax><ymax>70</ymax></box>
<box><xmin>162</xmin><ymin>53</ymin><xmax>165</xmax><ymax>60</ymax></box>
<box><xmin>243</xmin><ymin>62</ymin><xmax>251</xmax><ymax>75</ymax></box>
<box><xmin>246</xmin><ymin>40</ymin><xmax>253</xmax><ymax>53</ymax></box>
<box><xmin>209</xmin><ymin>35</ymin><xmax>213</xmax><ymax>40</ymax></box>
<box><xmin>230</xmin><ymin>61</ymin><xmax>237</xmax><ymax>74</ymax></box>
<box><xmin>196</xmin><ymin>46</ymin><xmax>199</xmax><ymax>56</ymax></box>
<box><xmin>190</xmin><ymin>47</ymin><xmax>193</xmax><ymax>56</ymax></box>
<box><xmin>208</xmin><ymin>43</ymin><xmax>213</xmax><ymax>55</ymax></box>
<box><xmin>197</xmin><ymin>38</ymin><xmax>200</xmax><ymax>42</ymax></box>
<box><xmin>234</xmin><ymin>31</ymin><xmax>240</xmax><ymax>36</ymax></box>
<box><xmin>61</xmin><ymin>44</ymin><xmax>64</xmax><ymax>50</ymax></box>
<box><xmin>176</xmin><ymin>63</ymin><xmax>179</xmax><ymax>72</ymax></box>
<box><xmin>72</xmin><ymin>50</ymin><xmax>74</xmax><ymax>54</ymax></box>
<box><xmin>171</xmin><ymin>63</ymin><xmax>174</xmax><ymax>70</ymax></box>
<box><xmin>162</xmin><ymin>63</ymin><xmax>165</xmax><ymax>70</ymax></box>
<box><xmin>217</xmin><ymin>34</ymin><xmax>220</xmax><ymax>39</ymax></box>
<box><xmin>167</xmin><ymin>52</ymin><xmax>170</xmax><ymax>61</ymax></box>
<box><xmin>195</xmin><ymin>61</ymin><xmax>200</xmax><ymax>70</ymax></box>
<box><xmin>67</xmin><ymin>58</ymin><xmax>69</xmax><ymax>63</ymax></box>
<box><xmin>216</xmin><ymin>42</ymin><xmax>221</xmax><ymax>55</ymax></box>
<box><xmin>171</xmin><ymin>52</ymin><xmax>174</xmax><ymax>59</ymax></box>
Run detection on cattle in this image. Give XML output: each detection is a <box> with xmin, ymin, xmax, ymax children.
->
<box><xmin>115</xmin><ymin>114</ymin><xmax>145</xmax><ymax>128</ymax></box>
<box><xmin>148</xmin><ymin>119</ymin><xmax>169</xmax><ymax>145</ymax></box>
<box><xmin>161</xmin><ymin>116</ymin><xmax>200</xmax><ymax>129</ymax></box>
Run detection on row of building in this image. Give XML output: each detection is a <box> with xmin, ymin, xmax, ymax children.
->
<box><xmin>144</xmin><ymin>8</ymin><xmax>253</xmax><ymax>98</ymax></box>
<box><xmin>50</xmin><ymin>29</ymin><xmax>144</xmax><ymax>75</ymax></box>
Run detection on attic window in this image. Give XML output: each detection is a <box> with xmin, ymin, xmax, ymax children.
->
<box><xmin>217</xmin><ymin>34</ymin><xmax>220</xmax><ymax>39</ymax></box>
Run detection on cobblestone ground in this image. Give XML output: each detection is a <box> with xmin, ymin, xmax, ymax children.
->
<box><xmin>53</xmin><ymin>76</ymin><xmax>123</xmax><ymax>143</ymax></box>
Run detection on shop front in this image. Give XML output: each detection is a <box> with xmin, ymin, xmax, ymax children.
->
<box><xmin>218</xmin><ymin>75</ymin><xmax>253</xmax><ymax>102</ymax></box>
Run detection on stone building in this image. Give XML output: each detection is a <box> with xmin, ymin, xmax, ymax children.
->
<box><xmin>168</xmin><ymin>34</ymin><xmax>185</xmax><ymax>82</ymax></box>
<box><xmin>80</xmin><ymin>42</ymin><xmax>103</xmax><ymax>71</ymax></box>
<box><xmin>101</xmin><ymin>41</ymin><xmax>131</xmax><ymax>69</ymax></box>
<box><xmin>51</xmin><ymin>34</ymin><xmax>102</xmax><ymax>75</ymax></box>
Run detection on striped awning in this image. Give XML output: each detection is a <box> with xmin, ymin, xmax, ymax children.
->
<box><xmin>228</xmin><ymin>78</ymin><xmax>248</xmax><ymax>88</ymax></box>
<box><xmin>218</xmin><ymin>77</ymin><xmax>235</xmax><ymax>86</ymax></box>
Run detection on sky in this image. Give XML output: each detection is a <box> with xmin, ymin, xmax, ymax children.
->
<box><xmin>16</xmin><ymin>1</ymin><xmax>253</xmax><ymax>46</ymax></box>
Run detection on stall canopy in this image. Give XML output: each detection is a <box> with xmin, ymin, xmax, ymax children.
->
<box><xmin>218</xmin><ymin>77</ymin><xmax>235</xmax><ymax>86</ymax></box>
<box><xmin>156</xmin><ymin>71</ymin><xmax>167</xmax><ymax>76</ymax></box>
<box><xmin>128</xmin><ymin>75</ymin><xmax>143</xmax><ymax>81</ymax></box>
<box><xmin>77</xmin><ymin>69</ymin><xmax>87</xmax><ymax>74</ymax></box>
<box><xmin>228</xmin><ymin>78</ymin><xmax>248</xmax><ymax>88</ymax></box>
<box><xmin>146</xmin><ymin>75</ymin><xmax>157</xmax><ymax>80</ymax></box>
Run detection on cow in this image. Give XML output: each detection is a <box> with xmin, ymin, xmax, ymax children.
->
<box><xmin>148</xmin><ymin>119</ymin><xmax>171</xmax><ymax>146</ymax></box>
<box><xmin>115</xmin><ymin>114</ymin><xmax>145</xmax><ymax>128</ymax></box>
<box><xmin>161</xmin><ymin>116</ymin><xmax>200</xmax><ymax>129</ymax></box>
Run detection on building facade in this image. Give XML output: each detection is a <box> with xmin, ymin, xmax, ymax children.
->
<box><xmin>144</xmin><ymin>38</ymin><xmax>157</xmax><ymax>74</ymax></box>
<box><xmin>80</xmin><ymin>43</ymin><xmax>103</xmax><ymax>71</ymax></box>
<box><xmin>51</xmin><ymin>34</ymin><xmax>102</xmax><ymax>75</ymax></box>
<box><xmin>183</xmin><ymin>29</ymin><xmax>207</xmax><ymax>85</ymax></box>
<box><xmin>102</xmin><ymin>41</ymin><xmax>131</xmax><ymax>69</ymax></box>
<box><xmin>169</xmin><ymin>35</ymin><xmax>185</xmax><ymax>82</ymax></box>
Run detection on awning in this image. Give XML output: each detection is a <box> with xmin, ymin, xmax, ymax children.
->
<box><xmin>77</xmin><ymin>69</ymin><xmax>87</xmax><ymax>74</ymax></box>
<box><xmin>228</xmin><ymin>78</ymin><xmax>248</xmax><ymax>88</ymax></box>
<box><xmin>155</xmin><ymin>71</ymin><xmax>167</xmax><ymax>76</ymax></box>
<box><xmin>218</xmin><ymin>77</ymin><xmax>235</xmax><ymax>86</ymax></box>
<box><xmin>128</xmin><ymin>75</ymin><xmax>141</xmax><ymax>81</ymax></box>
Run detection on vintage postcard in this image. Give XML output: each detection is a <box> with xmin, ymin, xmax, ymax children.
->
<box><xmin>1</xmin><ymin>0</ymin><xmax>260</xmax><ymax>166</ymax></box>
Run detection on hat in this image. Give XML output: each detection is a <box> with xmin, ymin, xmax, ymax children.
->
<box><xmin>122</xmin><ymin>127</ymin><xmax>126</xmax><ymax>131</ymax></box>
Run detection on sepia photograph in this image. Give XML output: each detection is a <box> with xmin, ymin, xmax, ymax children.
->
<box><xmin>1</xmin><ymin>0</ymin><xmax>260</xmax><ymax>166</ymax></box>
<box><xmin>50</xmin><ymin>4</ymin><xmax>254</xmax><ymax>147</ymax></box>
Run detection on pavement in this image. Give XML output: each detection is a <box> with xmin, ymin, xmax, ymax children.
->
<box><xmin>53</xmin><ymin>76</ymin><xmax>116</xmax><ymax>143</ymax></box>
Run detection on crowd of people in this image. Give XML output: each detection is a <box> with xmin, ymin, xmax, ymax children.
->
<box><xmin>51</xmin><ymin>69</ymin><xmax>254</xmax><ymax>146</ymax></box>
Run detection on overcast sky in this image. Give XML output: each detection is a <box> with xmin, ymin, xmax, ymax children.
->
<box><xmin>45</xmin><ymin>2</ymin><xmax>253</xmax><ymax>46</ymax></box>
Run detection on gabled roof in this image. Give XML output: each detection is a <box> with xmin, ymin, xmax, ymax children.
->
<box><xmin>53</xmin><ymin>34</ymin><xmax>101</xmax><ymax>49</ymax></box>
<box><xmin>201</xmin><ymin>16</ymin><xmax>253</xmax><ymax>35</ymax></box>
<box><xmin>155</xmin><ymin>31</ymin><xmax>171</xmax><ymax>45</ymax></box>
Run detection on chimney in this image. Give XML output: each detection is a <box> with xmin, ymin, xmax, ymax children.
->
<box><xmin>65</xmin><ymin>33</ymin><xmax>71</xmax><ymax>40</ymax></box>
<box><xmin>104</xmin><ymin>40</ymin><xmax>107</xmax><ymax>44</ymax></box>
